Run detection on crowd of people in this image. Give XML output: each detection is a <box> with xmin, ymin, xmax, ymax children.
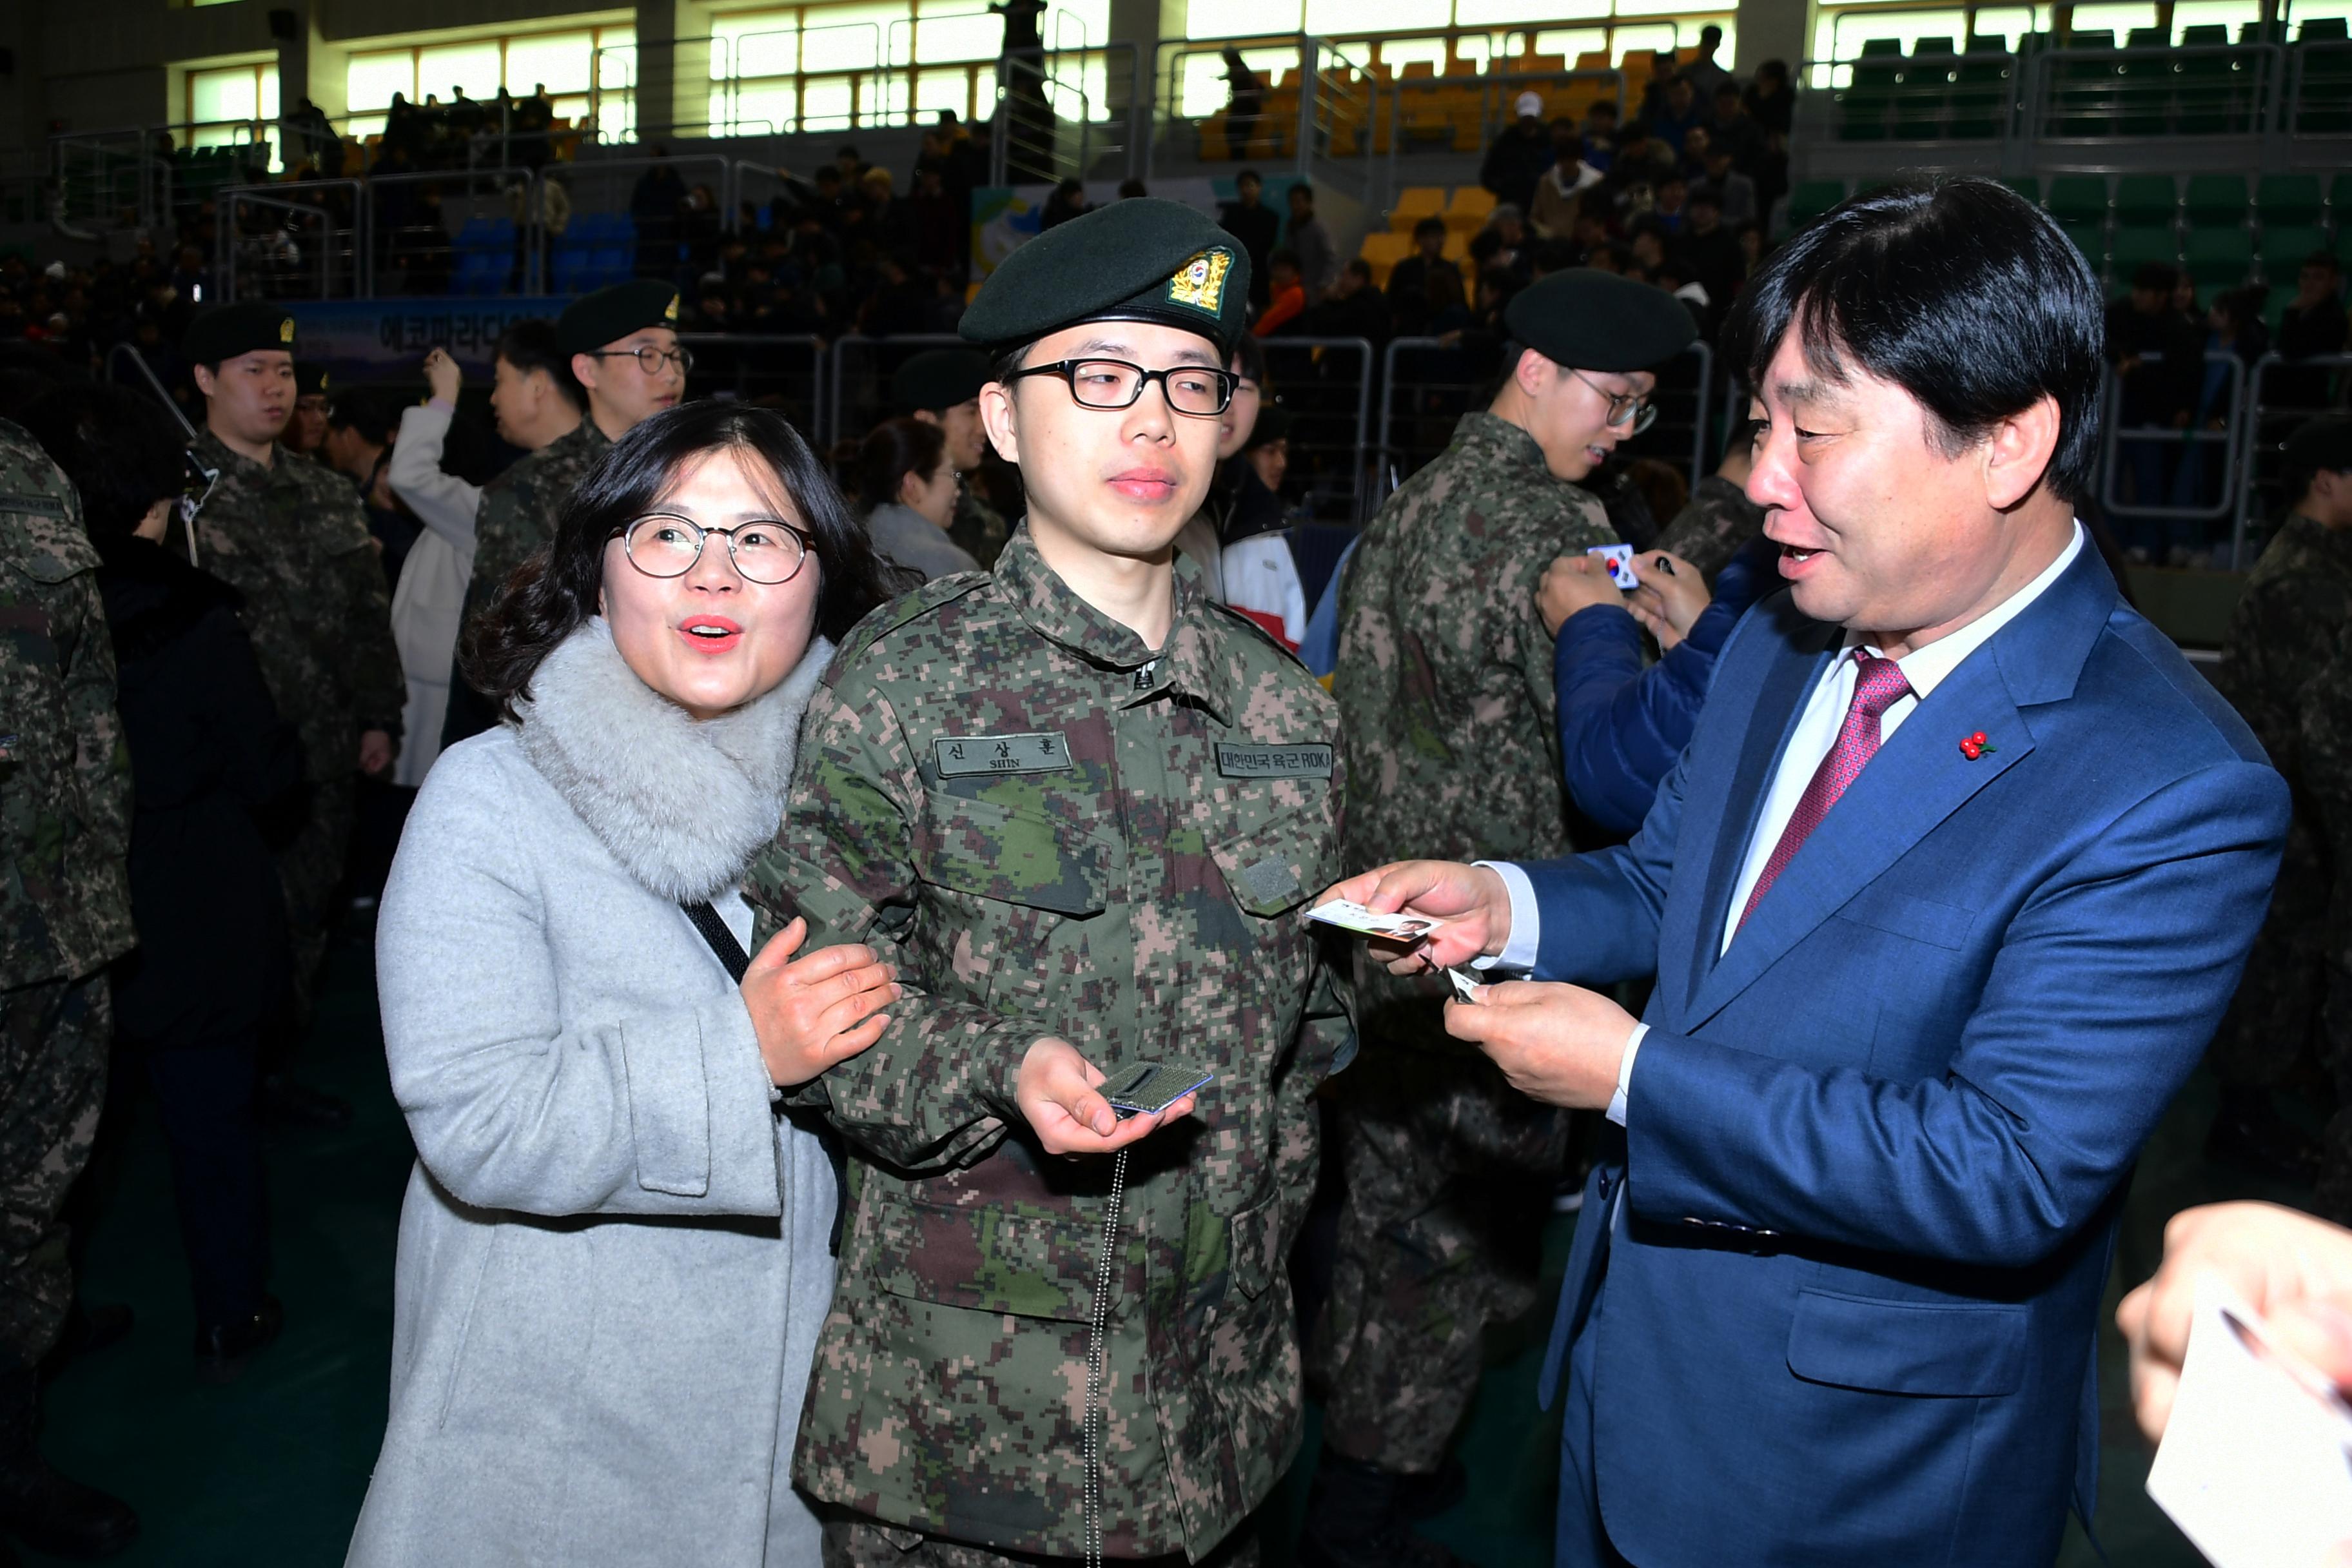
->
<box><xmin>4</xmin><ymin>166</ymin><xmax>2352</xmax><ymax>1568</ymax></box>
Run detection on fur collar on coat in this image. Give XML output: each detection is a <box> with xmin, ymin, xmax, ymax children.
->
<box><xmin>512</xmin><ymin>618</ymin><xmax>833</xmax><ymax>904</ymax></box>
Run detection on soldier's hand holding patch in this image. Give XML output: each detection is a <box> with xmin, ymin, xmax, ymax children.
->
<box><xmin>1017</xmin><ymin>1038</ymin><xmax>1195</xmax><ymax>1157</ymax></box>
<box><xmin>741</xmin><ymin>917</ymin><xmax>899</xmax><ymax>1086</ymax></box>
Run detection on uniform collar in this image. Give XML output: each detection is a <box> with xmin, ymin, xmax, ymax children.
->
<box><xmin>994</xmin><ymin>524</ymin><xmax>1233</xmax><ymax>725</ymax></box>
<box><xmin>1452</xmin><ymin>409</ymin><xmax>1553</xmax><ymax>479</ymax></box>
<box><xmin>191</xmin><ymin>427</ymin><xmax>286</xmax><ymax>480</ymax></box>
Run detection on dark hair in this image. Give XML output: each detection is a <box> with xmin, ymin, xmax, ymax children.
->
<box><xmin>463</xmin><ymin>402</ymin><xmax>897</xmax><ymax>719</ymax></box>
<box><xmin>14</xmin><ymin>384</ymin><xmax>188</xmax><ymax>542</ymax></box>
<box><xmin>1228</xmin><ymin>332</ymin><xmax>1268</xmax><ymax>385</ymax></box>
<box><xmin>1269</xmin><ymin>247</ymin><xmax>1302</xmax><ymax>275</ymax></box>
<box><xmin>1237</xmin><ymin>167</ymin><xmax>1262</xmax><ymax>186</ymax></box>
<box><xmin>495</xmin><ymin>318</ymin><xmax>585</xmax><ymax>410</ymax></box>
<box><xmin>1590</xmin><ymin>98</ymin><xmax>1620</xmax><ymax>117</ymax></box>
<box><xmin>2213</xmin><ymin>285</ymin><xmax>2266</xmax><ymax>334</ymax></box>
<box><xmin>1413</xmin><ymin>215</ymin><xmax>1447</xmax><ymax>240</ymax></box>
<box><xmin>1725</xmin><ymin>177</ymin><xmax>2105</xmax><ymax>504</ymax></box>
<box><xmin>2305</xmin><ymin>249</ymin><xmax>2343</xmax><ymax>275</ymax></box>
<box><xmin>2132</xmin><ymin>261</ymin><xmax>2179</xmax><ymax>293</ymax></box>
<box><xmin>327</xmin><ymin>387</ymin><xmax>399</xmax><ymax>446</ymax></box>
<box><xmin>1117</xmin><ymin>177</ymin><xmax>1147</xmax><ymax>199</ymax></box>
<box><xmin>852</xmin><ymin>416</ymin><xmax>948</xmax><ymax>510</ymax></box>
<box><xmin>1343</xmin><ymin>257</ymin><xmax>1375</xmax><ymax>284</ymax></box>
<box><xmin>1290</xmin><ymin>181</ymin><xmax>1315</xmax><ymax>206</ymax></box>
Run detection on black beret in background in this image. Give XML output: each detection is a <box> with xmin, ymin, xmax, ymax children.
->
<box><xmin>892</xmin><ymin>348</ymin><xmax>991</xmax><ymax>413</ymax></box>
<box><xmin>959</xmin><ymin>198</ymin><xmax>1251</xmax><ymax>356</ymax></box>
<box><xmin>182</xmin><ymin>302</ymin><xmax>297</xmax><ymax>364</ymax></box>
<box><xmin>558</xmin><ymin>280</ymin><xmax>681</xmax><ymax>354</ymax></box>
<box><xmin>294</xmin><ymin>361</ymin><xmax>329</xmax><ymax>397</ymax></box>
<box><xmin>1244</xmin><ymin>402</ymin><xmax>1292</xmax><ymax>451</ymax></box>
<box><xmin>2285</xmin><ymin>415</ymin><xmax>2352</xmax><ymax>478</ymax></box>
<box><xmin>1503</xmin><ymin>268</ymin><xmax>1698</xmax><ymax>373</ymax></box>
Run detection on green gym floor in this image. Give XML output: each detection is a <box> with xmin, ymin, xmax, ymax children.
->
<box><xmin>30</xmin><ymin>919</ymin><xmax>2315</xmax><ymax>1567</ymax></box>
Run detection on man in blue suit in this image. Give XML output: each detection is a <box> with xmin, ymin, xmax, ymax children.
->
<box><xmin>1323</xmin><ymin>179</ymin><xmax>2290</xmax><ymax>1566</ymax></box>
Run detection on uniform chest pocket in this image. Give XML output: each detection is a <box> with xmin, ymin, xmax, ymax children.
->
<box><xmin>1210</xmin><ymin>800</ymin><xmax>1338</xmax><ymax>919</ymax></box>
<box><xmin>916</xmin><ymin>792</ymin><xmax>1113</xmax><ymax>916</ymax></box>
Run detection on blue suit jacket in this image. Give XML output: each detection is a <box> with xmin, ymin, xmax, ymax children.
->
<box><xmin>1527</xmin><ymin>545</ymin><xmax>2288</xmax><ymax>1566</ymax></box>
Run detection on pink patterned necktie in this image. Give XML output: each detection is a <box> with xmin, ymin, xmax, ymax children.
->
<box><xmin>1738</xmin><ymin>650</ymin><xmax>1914</xmax><ymax>930</ymax></box>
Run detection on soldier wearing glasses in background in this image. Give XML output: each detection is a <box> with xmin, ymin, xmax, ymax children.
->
<box><xmin>1304</xmin><ymin>270</ymin><xmax>1696</xmax><ymax>1568</ymax></box>
<box><xmin>747</xmin><ymin>199</ymin><xmax>1351</xmax><ymax>1568</ymax></box>
<box><xmin>446</xmin><ymin>281</ymin><xmax>688</xmax><ymax>749</ymax></box>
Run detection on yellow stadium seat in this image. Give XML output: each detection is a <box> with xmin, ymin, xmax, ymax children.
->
<box><xmin>1399</xmin><ymin>60</ymin><xmax>1436</xmax><ymax>79</ymax></box>
<box><xmin>1445</xmin><ymin>186</ymin><xmax>1497</xmax><ymax>231</ymax></box>
<box><xmin>1391</xmin><ymin>186</ymin><xmax>1446</xmax><ymax>231</ymax></box>
<box><xmin>1574</xmin><ymin>52</ymin><xmax>1610</xmax><ymax>71</ymax></box>
<box><xmin>1359</xmin><ymin>230</ymin><xmax>1411</xmax><ymax>285</ymax></box>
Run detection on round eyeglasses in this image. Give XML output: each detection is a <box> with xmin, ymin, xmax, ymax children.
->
<box><xmin>587</xmin><ymin>344</ymin><xmax>694</xmax><ymax>377</ymax></box>
<box><xmin>1008</xmin><ymin>358</ymin><xmax>1237</xmax><ymax>417</ymax></box>
<box><xmin>1571</xmin><ymin>368</ymin><xmax>1658</xmax><ymax>436</ymax></box>
<box><xmin>618</xmin><ymin>513</ymin><xmax>813</xmax><ymax>585</ymax></box>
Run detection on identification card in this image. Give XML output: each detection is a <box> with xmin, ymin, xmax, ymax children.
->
<box><xmin>1308</xmin><ymin>897</ymin><xmax>1441</xmax><ymax>941</ymax></box>
<box><xmin>934</xmin><ymin>732</ymin><xmax>1073</xmax><ymax>778</ymax></box>
<box><xmin>2144</xmin><ymin>1273</ymin><xmax>2352</xmax><ymax>1567</ymax></box>
<box><xmin>1102</xmin><ymin>1061</ymin><xmax>1215</xmax><ymax>1117</ymax></box>
<box><xmin>1216</xmin><ymin>742</ymin><xmax>1335</xmax><ymax>779</ymax></box>
<box><xmin>1587</xmin><ymin>544</ymin><xmax>1640</xmax><ymax>589</ymax></box>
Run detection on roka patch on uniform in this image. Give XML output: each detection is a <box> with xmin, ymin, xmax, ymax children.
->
<box><xmin>1167</xmin><ymin>248</ymin><xmax>1233</xmax><ymax>317</ymax></box>
<box><xmin>934</xmin><ymin>731</ymin><xmax>1074</xmax><ymax>776</ymax></box>
<box><xmin>1215</xmin><ymin>742</ymin><xmax>1334</xmax><ymax>779</ymax></box>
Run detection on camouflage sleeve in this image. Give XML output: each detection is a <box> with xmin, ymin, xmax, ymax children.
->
<box><xmin>57</xmin><ymin>567</ymin><xmax>132</xmax><ymax>876</ymax></box>
<box><xmin>1275</xmin><ymin>761</ymin><xmax>1354</xmax><ymax>1237</ymax></box>
<box><xmin>333</xmin><ymin>510</ymin><xmax>407</xmax><ymax>739</ymax></box>
<box><xmin>745</xmin><ymin>672</ymin><xmax>1045</xmax><ymax>1173</ymax></box>
<box><xmin>2215</xmin><ymin>578</ymin><xmax>2296</xmax><ymax>783</ymax></box>
<box><xmin>1497</xmin><ymin>495</ymin><xmax>1611</xmax><ymax>733</ymax></box>
<box><xmin>467</xmin><ymin>477</ymin><xmax>534</xmax><ymax>611</ymax></box>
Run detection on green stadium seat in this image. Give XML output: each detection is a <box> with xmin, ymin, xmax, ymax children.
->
<box><xmin>2000</xmin><ymin>175</ymin><xmax>2041</xmax><ymax>206</ymax></box>
<box><xmin>2115</xmin><ymin>175</ymin><xmax>2180</xmax><ymax>226</ymax></box>
<box><xmin>2184</xmin><ymin>227</ymin><xmax>2256</xmax><ymax>287</ymax></box>
<box><xmin>1947</xmin><ymin>49</ymin><xmax>2010</xmax><ymax>137</ymax></box>
<box><xmin>2180</xmin><ymin>24</ymin><xmax>2229</xmax><ymax>44</ymax></box>
<box><xmin>2125</xmin><ymin>26</ymin><xmax>2169</xmax><ymax>47</ymax></box>
<box><xmin>2184</xmin><ymin>175</ymin><xmax>2249</xmax><ymax>226</ymax></box>
<box><xmin>2257</xmin><ymin>173</ymin><xmax>2324</xmax><ymax>227</ymax></box>
<box><xmin>2301</xmin><ymin>17</ymin><xmax>2349</xmax><ymax>39</ymax></box>
<box><xmin>1912</xmin><ymin>36</ymin><xmax>1957</xmax><ymax>55</ymax></box>
<box><xmin>2299</xmin><ymin>34</ymin><xmax>2352</xmax><ymax>132</ymax></box>
<box><xmin>2048</xmin><ymin>175</ymin><xmax>2109</xmax><ymax>224</ymax></box>
<box><xmin>2259</xmin><ymin>227</ymin><xmax>2331</xmax><ymax>281</ymax></box>
<box><xmin>2331</xmin><ymin>173</ymin><xmax>2352</xmax><ymax>215</ymax></box>
<box><xmin>2068</xmin><ymin>29</ymin><xmax>2117</xmax><ymax>48</ymax></box>
<box><xmin>1859</xmin><ymin>37</ymin><xmax>1903</xmax><ymax>55</ymax></box>
<box><xmin>2110</xmin><ymin>225</ymin><xmax>2182</xmax><ymax>276</ymax></box>
<box><xmin>1787</xmin><ymin>179</ymin><xmax>1847</xmax><ymax>227</ymax></box>
<box><xmin>2059</xmin><ymin>217</ymin><xmax>2108</xmax><ymax>269</ymax></box>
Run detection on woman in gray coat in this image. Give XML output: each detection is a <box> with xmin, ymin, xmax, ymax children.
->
<box><xmin>348</xmin><ymin>404</ymin><xmax>905</xmax><ymax>1567</ymax></box>
<box><xmin>848</xmin><ymin>416</ymin><xmax>979</xmax><ymax>582</ymax></box>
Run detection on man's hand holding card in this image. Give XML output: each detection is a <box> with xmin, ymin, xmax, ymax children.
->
<box><xmin>1310</xmin><ymin>861</ymin><xmax>1514</xmax><ymax>974</ymax></box>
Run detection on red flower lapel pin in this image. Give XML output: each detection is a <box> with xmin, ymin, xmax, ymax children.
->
<box><xmin>1959</xmin><ymin>730</ymin><xmax>1996</xmax><ymax>761</ymax></box>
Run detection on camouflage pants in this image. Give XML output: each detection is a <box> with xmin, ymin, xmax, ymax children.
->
<box><xmin>277</xmin><ymin>773</ymin><xmax>354</xmax><ymax>1032</ymax></box>
<box><xmin>1308</xmin><ymin>1037</ymin><xmax>1565</xmax><ymax>1475</ymax></box>
<box><xmin>821</xmin><ymin>1517</ymin><xmax>1260</xmax><ymax>1567</ymax></box>
<box><xmin>0</xmin><ymin>972</ymin><xmax>110</xmax><ymax>1364</ymax></box>
<box><xmin>2208</xmin><ymin>814</ymin><xmax>2329</xmax><ymax>1090</ymax></box>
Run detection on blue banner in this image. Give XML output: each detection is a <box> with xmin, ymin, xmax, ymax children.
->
<box><xmin>283</xmin><ymin>297</ymin><xmax>573</xmax><ymax>382</ymax></box>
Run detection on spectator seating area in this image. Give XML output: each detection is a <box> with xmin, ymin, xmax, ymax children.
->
<box><xmin>1788</xmin><ymin>170</ymin><xmax>2352</xmax><ymax>318</ymax></box>
<box><xmin>1355</xmin><ymin>184</ymin><xmax>1494</xmax><ymax>284</ymax></box>
<box><xmin>1197</xmin><ymin>43</ymin><xmax>1669</xmax><ymax>161</ymax></box>
<box><xmin>1824</xmin><ymin>21</ymin><xmax>2349</xmax><ymax>142</ymax></box>
<box><xmin>546</xmin><ymin>211</ymin><xmax>637</xmax><ymax>293</ymax></box>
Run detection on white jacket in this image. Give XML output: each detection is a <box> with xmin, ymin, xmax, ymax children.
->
<box><xmin>385</xmin><ymin>401</ymin><xmax>482</xmax><ymax>787</ymax></box>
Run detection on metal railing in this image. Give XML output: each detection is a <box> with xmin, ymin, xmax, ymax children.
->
<box><xmin>2099</xmin><ymin>349</ymin><xmax>2249</xmax><ymax>531</ymax></box>
<box><xmin>1256</xmin><ymin>336</ymin><xmax>1378</xmax><ymax>522</ymax></box>
<box><xmin>219</xmin><ymin>181</ymin><xmax>368</xmax><ymax>302</ymax></box>
<box><xmin>825</xmin><ymin>333</ymin><xmax>965</xmax><ymax>453</ymax></box>
<box><xmin>2232</xmin><ymin>351</ymin><xmax>2352</xmax><ymax>565</ymax></box>
<box><xmin>678</xmin><ymin>332</ymin><xmax>828</xmax><ymax>436</ymax></box>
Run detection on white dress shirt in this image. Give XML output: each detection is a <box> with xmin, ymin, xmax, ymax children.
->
<box><xmin>1482</xmin><ymin>522</ymin><xmax>2087</xmax><ymax>1125</ymax></box>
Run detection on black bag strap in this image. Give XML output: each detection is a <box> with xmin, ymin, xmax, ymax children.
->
<box><xmin>681</xmin><ymin>898</ymin><xmax>850</xmax><ymax>1257</ymax></box>
<box><xmin>680</xmin><ymin>899</ymin><xmax>750</xmax><ymax>983</ymax></box>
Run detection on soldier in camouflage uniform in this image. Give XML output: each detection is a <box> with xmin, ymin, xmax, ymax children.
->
<box><xmin>0</xmin><ymin>420</ymin><xmax>141</xmax><ymax>1557</ymax></box>
<box><xmin>1308</xmin><ymin>270</ymin><xmax>1697</xmax><ymax>1568</ymax></box>
<box><xmin>895</xmin><ymin>348</ymin><xmax>1014</xmax><ymax>569</ymax></box>
<box><xmin>184</xmin><ymin>304</ymin><xmax>406</xmax><ymax>1097</ymax></box>
<box><xmin>443</xmin><ymin>281</ymin><xmax>684</xmax><ymax>750</ymax></box>
<box><xmin>747</xmin><ymin>200</ymin><xmax>1349</xmax><ymax>1567</ymax></box>
<box><xmin>2208</xmin><ymin>415</ymin><xmax>2352</xmax><ymax>1181</ymax></box>
<box><xmin>1653</xmin><ymin>415</ymin><xmax>1767</xmax><ymax>583</ymax></box>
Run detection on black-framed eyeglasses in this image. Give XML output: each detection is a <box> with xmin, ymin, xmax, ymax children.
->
<box><xmin>1008</xmin><ymin>358</ymin><xmax>1236</xmax><ymax>417</ymax></box>
<box><xmin>618</xmin><ymin>513</ymin><xmax>813</xmax><ymax>585</ymax></box>
<box><xmin>1571</xmin><ymin>368</ymin><xmax>1658</xmax><ymax>435</ymax></box>
<box><xmin>587</xmin><ymin>344</ymin><xmax>694</xmax><ymax>376</ymax></box>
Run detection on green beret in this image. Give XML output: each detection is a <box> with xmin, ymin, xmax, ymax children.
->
<box><xmin>2285</xmin><ymin>415</ymin><xmax>2352</xmax><ymax>478</ymax></box>
<box><xmin>960</xmin><ymin>199</ymin><xmax>1250</xmax><ymax>356</ymax></box>
<box><xmin>1502</xmin><ymin>268</ymin><xmax>1696</xmax><ymax>372</ymax></box>
<box><xmin>558</xmin><ymin>280</ymin><xmax>681</xmax><ymax>354</ymax></box>
<box><xmin>892</xmin><ymin>348</ymin><xmax>990</xmax><ymax>413</ymax></box>
<box><xmin>294</xmin><ymin>361</ymin><xmax>330</xmax><ymax>397</ymax></box>
<box><xmin>183</xmin><ymin>302</ymin><xmax>297</xmax><ymax>365</ymax></box>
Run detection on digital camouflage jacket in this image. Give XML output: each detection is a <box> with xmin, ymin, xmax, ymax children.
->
<box><xmin>188</xmin><ymin>431</ymin><xmax>404</xmax><ymax>783</ymax></box>
<box><xmin>465</xmin><ymin>415</ymin><xmax>608</xmax><ymax>612</ymax></box>
<box><xmin>0</xmin><ymin>420</ymin><xmax>134</xmax><ymax>989</ymax></box>
<box><xmin>747</xmin><ymin>527</ymin><xmax>1350</xmax><ymax>1561</ymax></box>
